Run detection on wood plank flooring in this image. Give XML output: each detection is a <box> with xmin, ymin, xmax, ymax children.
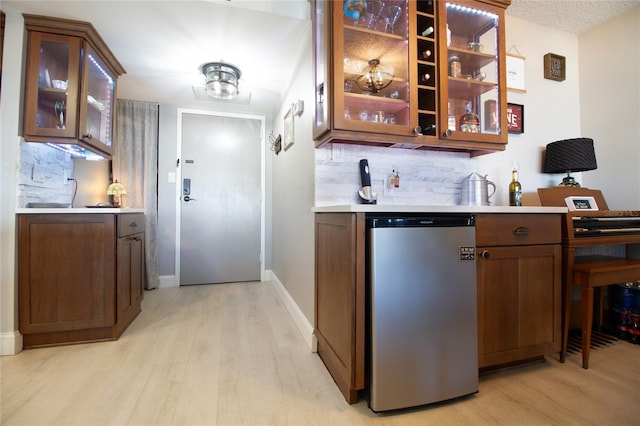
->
<box><xmin>2</xmin><ymin>281</ymin><xmax>639</xmax><ymax>425</ymax></box>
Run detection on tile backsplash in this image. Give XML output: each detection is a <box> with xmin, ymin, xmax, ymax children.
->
<box><xmin>315</xmin><ymin>144</ymin><xmax>478</xmax><ymax>206</ymax></box>
<box><xmin>18</xmin><ymin>141</ymin><xmax>74</xmax><ymax>207</ymax></box>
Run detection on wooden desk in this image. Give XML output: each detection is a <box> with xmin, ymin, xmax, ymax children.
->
<box><xmin>538</xmin><ymin>187</ymin><xmax>640</xmax><ymax>368</ymax></box>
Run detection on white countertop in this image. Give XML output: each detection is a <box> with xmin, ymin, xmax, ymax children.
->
<box><xmin>16</xmin><ymin>208</ymin><xmax>145</xmax><ymax>214</ymax></box>
<box><xmin>312</xmin><ymin>205</ymin><xmax>567</xmax><ymax>213</ymax></box>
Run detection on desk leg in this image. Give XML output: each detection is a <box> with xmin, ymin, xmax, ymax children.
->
<box><xmin>561</xmin><ymin>248</ymin><xmax>575</xmax><ymax>363</ymax></box>
<box><xmin>561</xmin><ymin>280</ymin><xmax>573</xmax><ymax>363</ymax></box>
<box><xmin>581</xmin><ymin>287</ymin><xmax>594</xmax><ymax>369</ymax></box>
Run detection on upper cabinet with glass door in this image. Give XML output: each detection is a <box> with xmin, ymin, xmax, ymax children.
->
<box><xmin>313</xmin><ymin>0</ymin><xmax>510</xmax><ymax>155</ymax></box>
<box><xmin>437</xmin><ymin>1</ymin><xmax>508</xmax><ymax>151</ymax></box>
<box><xmin>23</xmin><ymin>15</ymin><xmax>125</xmax><ymax>159</ymax></box>
<box><xmin>313</xmin><ymin>0</ymin><xmax>421</xmax><ymax>147</ymax></box>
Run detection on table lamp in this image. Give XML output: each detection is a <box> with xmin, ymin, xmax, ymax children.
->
<box><xmin>107</xmin><ymin>180</ymin><xmax>127</xmax><ymax>207</ymax></box>
<box><xmin>543</xmin><ymin>138</ymin><xmax>597</xmax><ymax>187</ymax></box>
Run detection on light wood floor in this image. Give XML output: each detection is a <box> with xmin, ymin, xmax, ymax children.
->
<box><xmin>2</xmin><ymin>281</ymin><xmax>639</xmax><ymax>425</ymax></box>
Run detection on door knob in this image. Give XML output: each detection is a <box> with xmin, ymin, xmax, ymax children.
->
<box><xmin>183</xmin><ymin>195</ymin><xmax>196</xmax><ymax>202</ymax></box>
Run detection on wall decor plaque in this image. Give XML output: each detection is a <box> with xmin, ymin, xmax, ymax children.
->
<box><xmin>544</xmin><ymin>53</ymin><xmax>566</xmax><ymax>81</ymax></box>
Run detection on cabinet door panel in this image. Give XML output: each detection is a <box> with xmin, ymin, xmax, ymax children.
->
<box><xmin>477</xmin><ymin>244</ymin><xmax>561</xmax><ymax>367</ymax></box>
<box><xmin>314</xmin><ymin>213</ymin><xmax>365</xmax><ymax>403</ymax></box>
<box><xmin>19</xmin><ymin>214</ymin><xmax>115</xmax><ymax>333</ymax></box>
<box><xmin>23</xmin><ymin>32</ymin><xmax>81</xmax><ymax>139</ymax></box>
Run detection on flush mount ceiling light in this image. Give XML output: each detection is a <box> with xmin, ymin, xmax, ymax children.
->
<box><xmin>201</xmin><ymin>62</ymin><xmax>241</xmax><ymax>100</ymax></box>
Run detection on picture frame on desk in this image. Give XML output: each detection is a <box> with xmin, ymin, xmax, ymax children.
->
<box><xmin>565</xmin><ymin>196</ymin><xmax>598</xmax><ymax>211</ymax></box>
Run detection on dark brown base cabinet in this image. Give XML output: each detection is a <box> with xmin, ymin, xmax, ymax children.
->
<box><xmin>475</xmin><ymin>214</ymin><xmax>562</xmax><ymax>369</ymax></box>
<box><xmin>314</xmin><ymin>211</ymin><xmax>562</xmax><ymax>403</ymax></box>
<box><xmin>18</xmin><ymin>213</ymin><xmax>144</xmax><ymax>348</ymax></box>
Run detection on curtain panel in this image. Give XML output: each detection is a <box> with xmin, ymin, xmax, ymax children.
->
<box><xmin>114</xmin><ymin>99</ymin><xmax>160</xmax><ymax>289</ymax></box>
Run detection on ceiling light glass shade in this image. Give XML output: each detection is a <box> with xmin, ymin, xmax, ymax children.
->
<box><xmin>354</xmin><ymin>59</ymin><xmax>394</xmax><ymax>94</ymax></box>
<box><xmin>543</xmin><ymin>137</ymin><xmax>597</xmax><ymax>187</ymax></box>
<box><xmin>201</xmin><ymin>62</ymin><xmax>241</xmax><ymax>100</ymax></box>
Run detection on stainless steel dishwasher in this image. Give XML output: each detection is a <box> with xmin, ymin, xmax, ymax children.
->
<box><xmin>367</xmin><ymin>214</ymin><xmax>478</xmax><ymax>412</ymax></box>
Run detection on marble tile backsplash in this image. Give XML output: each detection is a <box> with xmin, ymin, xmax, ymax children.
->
<box><xmin>18</xmin><ymin>142</ymin><xmax>74</xmax><ymax>207</ymax></box>
<box><xmin>315</xmin><ymin>144</ymin><xmax>478</xmax><ymax>206</ymax></box>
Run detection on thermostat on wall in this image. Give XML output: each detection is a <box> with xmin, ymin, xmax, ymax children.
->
<box><xmin>565</xmin><ymin>196</ymin><xmax>598</xmax><ymax>211</ymax></box>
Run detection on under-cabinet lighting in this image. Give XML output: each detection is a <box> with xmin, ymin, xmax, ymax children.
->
<box><xmin>446</xmin><ymin>3</ymin><xmax>498</xmax><ymax>20</ymax></box>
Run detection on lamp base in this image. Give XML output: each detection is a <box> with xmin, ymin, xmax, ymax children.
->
<box><xmin>559</xmin><ymin>175</ymin><xmax>580</xmax><ymax>187</ymax></box>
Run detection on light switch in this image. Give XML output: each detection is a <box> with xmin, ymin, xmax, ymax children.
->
<box><xmin>168</xmin><ymin>172</ymin><xmax>176</xmax><ymax>183</ymax></box>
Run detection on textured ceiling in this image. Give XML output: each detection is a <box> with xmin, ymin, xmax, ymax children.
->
<box><xmin>506</xmin><ymin>0</ymin><xmax>640</xmax><ymax>34</ymax></box>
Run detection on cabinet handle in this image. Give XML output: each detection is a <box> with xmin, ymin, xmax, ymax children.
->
<box><xmin>413</xmin><ymin>126</ymin><xmax>422</xmax><ymax>135</ymax></box>
<box><xmin>513</xmin><ymin>226</ymin><xmax>530</xmax><ymax>236</ymax></box>
<box><xmin>480</xmin><ymin>250</ymin><xmax>490</xmax><ymax>259</ymax></box>
<box><xmin>442</xmin><ymin>129</ymin><xmax>452</xmax><ymax>137</ymax></box>
<box><xmin>129</xmin><ymin>222</ymin><xmax>138</xmax><ymax>227</ymax></box>
<box><xmin>83</xmin><ymin>133</ymin><xmax>93</xmax><ymax>139</ymax></box>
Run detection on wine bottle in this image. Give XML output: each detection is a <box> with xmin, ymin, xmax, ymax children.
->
<box><xmin>421</xmin><ymin>26</ymin><xmax>434</xmax><ymax>37</ymax></box>
<box><xmin>459</xmin><ymin>100</ymin><xmax>479</xmax><ymax>133</ymax></box>
<box><xmin>420</xmin><ymin>49</ymin><xmax>432</xmax><ymax>60</ymax></box>
<box><xmin>509</xmin><ymin>169</ymin><xmax>522</xmax><ymax>206</ymax></box>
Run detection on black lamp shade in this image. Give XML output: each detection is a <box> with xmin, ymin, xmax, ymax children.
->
<box><xmin>543</xmin><ymin>138</ymin><xmax>597</xmax><ymax>174</ymax></box>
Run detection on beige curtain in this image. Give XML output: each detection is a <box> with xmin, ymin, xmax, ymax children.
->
<box><xmin>113</xmin><ymin>99</ymin><xmax>160</xmax><ymax>289</ymax></box>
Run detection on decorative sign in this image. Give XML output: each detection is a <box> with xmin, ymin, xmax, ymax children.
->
<box><xmin>507</xmin><ymin>103</ymin><xmax>524</xmax><ymax>134</ymax></box>
<box><xmin>283</xmin><ymin>105</ymin><xmax>294</xmax><ymax>151</ymax></box>
<box><xmin>565</xmin><ymin>196</ymin><xmax>598</xmax><ymax>211</ymax></box>
<box><xmin>506</xmin><ymin>54</ymin><xmax>526</xmax><ymax>92</ymax></box>
<box><xmin>484</xmin><ymin>99</ymin><xmax>498</xmax><ymax>132</ymax></box>
<box><xmin>544</xmin><ymin>53</ymin><xmax>566</xmax><ymax>81</ymax></box>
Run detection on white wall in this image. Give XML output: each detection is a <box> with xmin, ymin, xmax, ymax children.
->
<box><xmin>579</xmin><ymin>6</ymin><xmax>640</xmax><ymax>210</ymax></box>
<box><xmin>476</xmin><ymin>15</ymin><xmax>583</xmax><ymax>206</ymax></box>
<box><xmin>0</xmin><ymin>6</ymin><xmax>24</xmax><ymax>354</ymax></box>
<box><xmin>270</xmin><ymin>25</ymin><xmax>316</xmax><ymax>322</ymax></box>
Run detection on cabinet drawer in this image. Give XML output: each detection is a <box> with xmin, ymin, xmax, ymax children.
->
<box><xmin>476</xmin><ymin>214</ymin><xmax>561</xmax><ymax>246</ymax></box>
<box><xmin>117</xmin><ymin>213</ymin><xmax>145</xmax><ymax>237</ymax></box>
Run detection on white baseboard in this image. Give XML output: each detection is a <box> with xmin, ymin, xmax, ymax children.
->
<box><xmin>158</xmin><ymin>275</ymin><xmax>179</xmax><ymax>288</ymax></box>
<box><xmin>1</xmin><ymin>331</ymin><xmax>23</xmax><ymax>355</ymax></box>
<box><xmin>269</xmin><ymin>270</ymin><xmax>317</xmax><ymax>352</ymax></box>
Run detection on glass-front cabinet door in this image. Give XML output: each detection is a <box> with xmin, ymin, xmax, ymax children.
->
<box><xmin>24</xmin><ymin>32</ymin><xmax>81</xmax><ymax>139</ymax></box>
<box><xmin>438</xmin><ymin>1</ymin><xmax>507</xmax><ymax>146</ymax></box>
<box><xmin>337</xmin><ymin>0</ymin><xmax>412</xmax><ymax>136</ymax></box>
<box><xmin>80</xmin><ymin>44</ymin><xmax>116</xmax><ymax>155</ymax></box>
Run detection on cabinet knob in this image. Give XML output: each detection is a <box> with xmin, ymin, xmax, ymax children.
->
<box><xmin>442</xmin><ymin>129</ymin><xmax>452</xmax><ymax>138</ymax></box>
<box><xmin>413</xmin><ymin>126</ymin><xmax>422</xmax><ymax>135</ymax></box>
<box><xmin>83</xmin><ymin>133</ymin><xmax>93</xmax><ymax>139</ymax></box>
<box><xmin>480</xmin><ymin>250</ymin><xmax>490</xmax><ymax>259</ymax></box>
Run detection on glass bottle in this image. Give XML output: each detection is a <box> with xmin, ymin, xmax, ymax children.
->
<box><xmin>459</xmin><ymin>101</ymin><xmax>479</xmax><ymax>133</ymax></box>
<box><xmin>447</xmin><ymin>102</ymin><xmax>456</xmax><ymax>132</ymax></box>
<box><xmin>509</xmin><ymin>169</ymin><xmax>522</xmax><ymax>206</ymax></box>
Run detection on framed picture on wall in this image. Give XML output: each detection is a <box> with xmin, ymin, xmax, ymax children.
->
<box><xmin>283</xmin><ymin>105</ymin><xmax>294</xmax><ymax>151</ymax></box>
<box><xmin>507</xmin><ymin>103</ymin><xmax>524</xmax><ymax>134</ymax></box>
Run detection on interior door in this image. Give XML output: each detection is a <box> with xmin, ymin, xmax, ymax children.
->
<box><xmin>179</xmin><ymin>112</ymin><xmax>262</xmax><ymax>285</ymax></box>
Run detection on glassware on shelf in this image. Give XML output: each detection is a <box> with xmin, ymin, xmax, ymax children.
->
<box><xmin>371</xmin><ymin>110</ymin><xmax>385</xmax><ymax>123</ymax></box>
<box><xmin>380</xmin><ymin>5</ymin><xmax>402</xmax><ymax>34</ymax></box>
<box><xmin>344</xmin><ymin>0</ymin><xmax>367</xmax><ymax>27</ymax></box>
<box><xmin>359</xmin><ymin>110</ymin><xmax>369</xmax><ymax>121</ymax></box>
<box><xmin>362</xmin><ymin>0</ymin><xmax>385</xmax><ymax>30</ymax></box>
